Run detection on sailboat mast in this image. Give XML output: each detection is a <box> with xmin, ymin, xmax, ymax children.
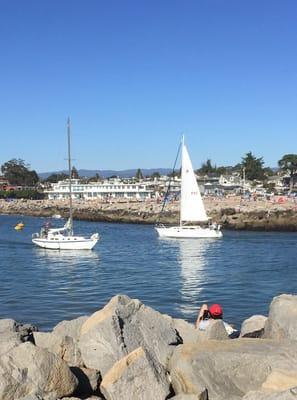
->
<box><xmin>67</xmin><ymin>118</ymin><xmax>73</xmax><ymax>235</ymax></box>
<box><xmin>179</xmin><ymin>135</ymin><xmax>185</xmax><ymax>227</ymax></box>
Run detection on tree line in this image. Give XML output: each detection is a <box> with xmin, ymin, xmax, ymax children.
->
<box><xmin>196</xmin><ymin>152</ymin><xmax>297</xmax><ymax>189</ymax></box>
<box><xmin>1</xmin><ymin>153</ymin><xmax>297</xmax><ymax>190</ymax></box>
<box><xmin>197</xmin><ymin>152</ymin><xmax>270</xmax><ymax>180</ymax></box>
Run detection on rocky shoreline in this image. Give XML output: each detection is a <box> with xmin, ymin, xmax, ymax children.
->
<box><xmin>1</xmin><ymin>197</ymin><xmax>297</xmax><ymax>231</ymax></box>
<box><xmin>1</xmin><ymin>293</ymin><xmax>297</xmax><ymax>399</ymax></box>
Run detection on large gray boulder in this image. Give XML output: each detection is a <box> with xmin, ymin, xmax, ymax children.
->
<box><xmin>168</xmin><ymin>339</ymin><xmax>297</xmax><ymax>400</ymax></box>
<box><xmin>261</xmin><ymin>369</ymin><xmax>297</xmax><ymax>393</ymax></box>
<box><xmin>79</xmin><ymin>295</ymin><xmax>181</xmax><ymax>376</ymax></box>
<box><xmin>0</xmin><ymin>319</ymin><xmax>17</xmax><ymax>333</ymax></box>
<box><xmin>0</xmin><ymin>331</ymin><xmax>22</xmax><ymax>356</ymax></box>
<box><xmin>172</xmin><ymin>319</ymin><xmax>199</xmax><ymax>344</ymax></box>
<box><xmin>100</xmin><ymin>346</ymin><xmax>170</xmax><ymax>400</ymax></box>
<box><xmin>63</xmin><ymin>397</ymin><xmax>104</xmax><ymax>400</ymax></box>
<box><xmin>0</xmin><ymin>318</ymin><xmax>37</xmax><ymax>356</ymax></box>
<box><xmin>70</xmin><ymin>367</ymin><xmax>100</xmax><ymax>398</ymax></box>
<box><xmin>242</xmin><ymin>386</ymin><xmax>297</xmax><ymax>399</ymax></box>
<box><xmin>0</xmin><ymin>342</ymin><xmax>78</xmax><ymax>400</ymax></box>
<box><xmin>16</xmin><ymin>322</ymin><xmax>38</xmax><ymax>342</ymax></box>
<box><xmin>264</xmin><ymin>294</ymin><xmax>297</xmax><ymax>340</ymax></box>
<box><xmin>33</xmin><ymin>331</ymin><xmax>83</xmax><ymax>367</ymax></box>
<box><xmin>197</xmin><ymin>320</ymin><xmax>229</xmax><ymax>341</ymax></box>
<box><xmin>53</xmin><ymin>315</ymin><xmax>88</xmax><ymax>340</ymax></box>
<box><xmin>240</xmin><ymin>315</ymin><xmax>267</xmax><ymax>338</ymax></box>
<box><xmin>170</xmin><ymin>394</ymin><xmax>208</xmax><ymax>399</ymax></box>
<box><xmin>33</xmin><ymin>315</ymin><xmax>87</xmax><ymax>367</ymax></box>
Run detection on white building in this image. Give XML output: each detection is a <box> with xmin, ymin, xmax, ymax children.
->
<box><xmin>218</xmin><ymin>174</ymin><xmax>242</xmax><ymax>187</ymax></box>
<box><xmin>45</xmin><ymin>179</ymin><xmax>155</xmax><ymax>200</ymax></box>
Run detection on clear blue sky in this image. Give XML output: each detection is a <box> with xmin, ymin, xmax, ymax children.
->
<box><xmin>1</xmin><ymin>0</ymin><xmax>297</xmax><ymax>172</ymax></box>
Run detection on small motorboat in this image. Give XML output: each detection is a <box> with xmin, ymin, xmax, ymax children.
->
<box><xmin>52</xmin><ymin>214</ymin><xmax>62</xmax><ymax>219</ymax></box>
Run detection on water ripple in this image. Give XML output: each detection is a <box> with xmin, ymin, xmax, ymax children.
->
<box><xmin>1</xmin><ymin>215</ymin><xmax>297</xmax><ymax>330</ymax></box>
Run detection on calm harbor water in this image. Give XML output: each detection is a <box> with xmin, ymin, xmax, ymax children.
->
<box><xmin>1</xmin><ymin>214</ymin><xmax>297</xmax><ymax>331</ymax></box>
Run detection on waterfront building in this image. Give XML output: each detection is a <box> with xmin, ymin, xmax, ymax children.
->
<box><xmin>0</xmin><ymin>177</ymin><xmax>10</xmax><ymax>190</ymax></box>
<box><xmin>202</xmin><ymin>174</ymin><xmax>244</xmax><ymax>196</ymax></box>
<box><xmin>45</xmin><ymin>179</ymin><xmax>156</xmax><ymax>200</ymax></box>
<box><xmin>0</xmin><ymin>176</ymin><xmax>26</xmax><ymax>192</ymax></box>
<box><xmin>44</xmin><ymin>173</ymin><xmax>254</xmax><ymax>202</ymax></box>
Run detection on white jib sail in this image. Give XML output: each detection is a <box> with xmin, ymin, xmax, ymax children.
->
<box><xmin>180</xmin><ymin>143</ymin><xmax>208</xmax><ymax>224</ymax></box>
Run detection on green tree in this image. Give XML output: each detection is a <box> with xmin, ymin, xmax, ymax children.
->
<box><xmin>168</xmin><ymin>169</ymin><xmax>181</xmax><ymax>178</ymax></box>
<box><xmin>87</xmin><ymin>173</ymin><xmax>102</xmax><ymax>182</ymax></box>
<box><xmin>198</xmin><ymin>159</ymin><xmax>215</xmax><ymax>175</ymax></box>
<box><xmin>135</xmin><ymin>168</ymin><xmax>143</xmax><ymax>180</ymax></box>
<box><xmin>45</xmin><ymin>173</ymin><xmax>68</xmax><ymax>183</ymax></box>
<box><xmin>0</xmin><ymin>189</ymin><xmax>44</xmax><ymax>199</ymax></box>
<box><xmin>232</xmin><ymin>163</ymin><xmax>243</xmax><ymax>173</ymax></box>
<box><xmin>215</xmin><ymin>166</ymin><xmax>227</xmax><ymax>176</ymax></box>
<box><xmin>71</xmin><ymin>166</ymin><xmax>79</xmax><ymax>179</ymax></box>
<box><xmin>1</xmin><ymin>159</ymin><xmax>39</xmax><ymax>186</ymax></box>
<box><xmin>263</xmin><ymin>167</ymin><xmax>274</xmax><ymax>177</ymax></box>
<box><xmin>263</xmin><ymin>182</ymin><xmax>276</xmax><ymax>193</ymax></box>
<box><xmin>278</xmin><ymin>154</ymin><xmax>297</xmax><ymax>192</ymax></box>
<box><xmin>241</xmin><ymin>152</ymin><xmax>265</xmax><ymax>181</ymax></box>
<box><xmin>151</xmin><ymin>171</ymin><xmax>160</xmax><ymax>179</ymax></box>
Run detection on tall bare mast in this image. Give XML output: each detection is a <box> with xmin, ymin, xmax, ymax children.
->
<box><xmin>67</xmin><ymin>118</ymin><xmax>73</xmax><ymax>235</ymax></box>
<box><xmin>179</xmin><ymin>135</ymin><xmax>185</xmax><ymax>227</ymax></box>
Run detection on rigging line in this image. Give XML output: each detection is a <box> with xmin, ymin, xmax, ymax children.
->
<box><xmin>67</xmin><ymin>117</ymin><xmax>73</xmax><ymax>236</ymax></box>
<box><xmin>156</xmin><ymin>140</ymin><xmax>182</xmax><ymax>225</ymax></box>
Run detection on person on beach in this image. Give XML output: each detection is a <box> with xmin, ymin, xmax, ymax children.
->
<box><xmin>195</xmin><ymin>303</ymin><xmax>237</xmax><ymax>337</ymax></box>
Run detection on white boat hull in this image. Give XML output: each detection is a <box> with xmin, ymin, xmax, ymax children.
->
<box><xmin>156</xmin><ymin>138</ymin><xmax>223</xmax><ymax>239</ymax></box>
<box><xmin>32</xmin><ymin>121</ymin><xmax>100</xmax><ymax>251</ymax></box>
<box><xmin>155</xmin><ymin>225</ymin><xmax>223</xmax><ymax>239</ymax></box>
<box><xmin>32</xmin><ymin>234</ymin><xmax>99</xmax><ymax>250</ymax></box>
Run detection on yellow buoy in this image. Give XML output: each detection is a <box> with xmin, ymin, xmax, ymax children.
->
<box><xmin>14</xmin><ymin>222</ymin><xmax>25</xmax><ymax>231</ymax></box>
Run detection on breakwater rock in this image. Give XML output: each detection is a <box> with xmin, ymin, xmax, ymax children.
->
<box><xmin>1</xmin><ymin>293</ymin><xmax>297</xmax><ymax>399</ymax></box>
<box><xmin>1</xmin><ymin>198</ymin><xmax>297</xmax><ymax>231</ymax></box>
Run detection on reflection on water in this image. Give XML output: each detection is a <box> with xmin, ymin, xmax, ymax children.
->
<box><xmin>2</xmin><ymin>214</ymin><xmax>297</xmax><ymax>331</ymax></box>
<box><xmin>32</xmin><ymin>248</ymin><xmax>101</xmax><ymax>280</ymax></box>
<box><xmin>177</xmin><ymin>239</ymin><xmax>212</xmax><ymax>318</ymax></box>
<box><xmin>32</xmin><ymin>248</ymin><xmax>101</xmax><ymax>286</ymax></box>
<box><xmin>34</xmin><ymin>248</ymin><xmax>100</xmax><ymax>263</ymax></box>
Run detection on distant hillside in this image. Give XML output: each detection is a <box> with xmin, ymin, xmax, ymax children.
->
<box><xmin>38</xmin><ymin>168</ymin><xmax>172</xmax><ymax>179</ymax></box>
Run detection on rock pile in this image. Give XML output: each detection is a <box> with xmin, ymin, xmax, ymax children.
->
<box><xmin>1</xmin><ymin>294</ymin><xmax>297</xmax><ymax>399</ymax></box>
<box><xmin>2</xmin><ymin>198</ymin><xmax>297</xmax><ymax>230</ymax></box>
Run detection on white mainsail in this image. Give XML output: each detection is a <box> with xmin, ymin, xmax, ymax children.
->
<box><xmin>180</xmin><ymin>141</ymin><xmax>208</xmax><ymax>224</ymax></box>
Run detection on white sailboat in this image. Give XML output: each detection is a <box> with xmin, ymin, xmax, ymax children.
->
<box><xmin>155</xmin><ymin>137</ymin><xmax>222</xmax><ymax>239</ymax></box>
<box><xmin>32</xmin><ymin>119</ymin><xmax>99</xmax><ymax>250</ymax></box>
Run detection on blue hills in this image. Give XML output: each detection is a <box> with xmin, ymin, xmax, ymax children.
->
<box><xmin>38</xmin><ymin>168</ymin><xmax>172</xmax><ymax>179</ymax></box>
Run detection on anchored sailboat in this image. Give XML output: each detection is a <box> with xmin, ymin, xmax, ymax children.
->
<box><xmin>155</xmin><ymin>136</ymin><xmax>222</xmax><ymax>239</ymax></box>
<box><xmin>32</xmin><ymin>119</ymin><xmax>99</xmax><ymax>250</ymax></box>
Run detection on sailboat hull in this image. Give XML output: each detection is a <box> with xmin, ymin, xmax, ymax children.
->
<box><xmin>156</xmin><ymin>138</ymin><xmax>223</xmax><ymax>239</ymax></box>
<box><xmin>32</xmin><ymin>234</ymin><xmax>99</xmax><ymax>250</ymax></box>
<box><xmin>32</xmin><ymin>120</ymin><xmax>100</xmax><ymax>251</ymax></box>
<box><xmin>155</xmin><ymin>225</ymin><xmax>223</xmax><ymax>239</ymax></box>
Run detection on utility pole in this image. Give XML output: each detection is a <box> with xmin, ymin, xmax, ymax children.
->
<box><xmin>242</xmin><ymin>167</ymin><xmax>246</xmax><ymax>189</ymax></box>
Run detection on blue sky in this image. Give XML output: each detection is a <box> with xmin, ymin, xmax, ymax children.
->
<box><xmin>1</xmin><ymin>0</ymin><xmax>297</xmax><ymax>172</ymax></box>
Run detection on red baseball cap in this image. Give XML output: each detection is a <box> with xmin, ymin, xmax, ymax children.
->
<box><xmin>209</xmin><ymin>304</ymin><xmax>223</xmax><ymax>317</ymax></box>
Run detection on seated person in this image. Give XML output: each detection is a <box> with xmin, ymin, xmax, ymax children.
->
<box><xmin>195</xmin><ymin>303</ymin><xmax>237</xmax><ymax>337</ymax></box>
